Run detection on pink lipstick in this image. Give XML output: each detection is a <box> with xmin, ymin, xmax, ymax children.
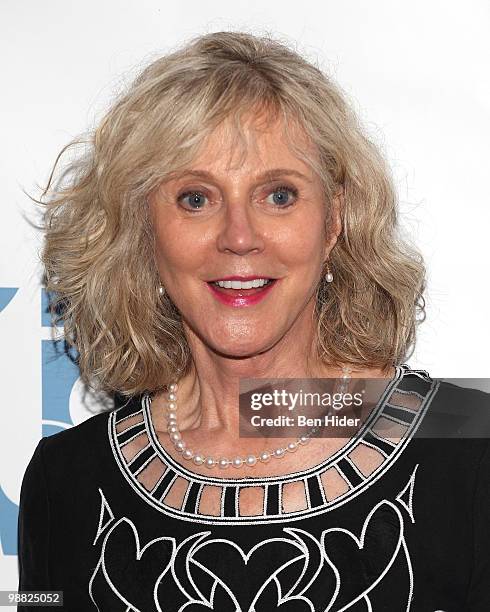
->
<box><xmin>206</xmin><ymin>276</ymin><xmax>279</xmax><ymax>307</ymax></box>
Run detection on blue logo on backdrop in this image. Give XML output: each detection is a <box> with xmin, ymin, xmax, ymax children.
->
<box><xmin>41</xmin><ymin>288</ymin><xmax>78</xmax><ymax>436</ymax></box>
<box><xmin>0</xmin><ymin>486</ymin><xmax>18</xmax><ymax>556</ymax></box>
<box><xmin>1</xmin><ymin>288</ymin><xmax>78</xmax><ymax>556</ymax></box>
<box><xmin>0</xmin><ymin>287</ymin><xmax>18</xmax><ymax>313</ymax></box>
<box><xmin>0</xmin><ymin>288</ymin><xmax>19</xmax><ymax>556</ymax></box>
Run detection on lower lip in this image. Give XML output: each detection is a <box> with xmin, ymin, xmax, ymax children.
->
<box><xmin>206</xmin><ymin>280</ymin><xmax>279</xmax><ymax>307</ymax></box>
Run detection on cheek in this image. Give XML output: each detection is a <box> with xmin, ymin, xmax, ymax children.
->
<box><xmin>154</xmin><ymin>222</ymin><xmax>209</xmax><ymax>278</ymax></box>
<box><xmin>277</xmin><ymin>220</ymin><xmax>326</xmax><ymax>269</ymax></box>
<box><xmin>150</xmin><ymin>196</ymin><xmax>193</xmax><ymax>269</ymax></box>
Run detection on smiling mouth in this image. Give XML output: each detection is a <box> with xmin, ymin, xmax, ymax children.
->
<box><xmin>207</xmin><ymin>279</ymin><xmax>277</xmax><ymax>296</ymax></box>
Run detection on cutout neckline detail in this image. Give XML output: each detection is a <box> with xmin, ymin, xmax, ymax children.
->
<box><xmin>142</xmin><ymin>364</ymin><xmax>404</xmax><ymax>486</ymax></box>
<box><xmin>109</xmin><ymin>363</ymin><xmax>439</xmax><ymax>523</ymax></box>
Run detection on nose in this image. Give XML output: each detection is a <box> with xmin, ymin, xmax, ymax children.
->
<box><xmin>215</xmin><ymin>198</ymin><xmax>265</xmax><ymax>256</ymax></box>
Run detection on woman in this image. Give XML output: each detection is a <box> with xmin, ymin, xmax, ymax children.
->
<box><xmin>18</xmin><ymin>31</ymin><xmax>490</xmax><ymax>611</ymax></box>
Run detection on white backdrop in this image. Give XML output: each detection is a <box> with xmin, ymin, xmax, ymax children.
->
<box><xmin>1</xmin><ymin>0</ymin><xmax>489</xmax><ymax>597</ymax></box>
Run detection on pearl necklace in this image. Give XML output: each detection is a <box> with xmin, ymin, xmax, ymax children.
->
<box><xmin>164</xmin><ymin>366</ymin><xmax>354</xmax><ymax>469</ymax></box>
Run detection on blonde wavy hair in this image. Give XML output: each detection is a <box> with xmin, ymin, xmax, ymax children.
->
<box><xmin>36</xmin><ymin>30</ymin><xmax>426</xmax><ymax>398</ymax></box>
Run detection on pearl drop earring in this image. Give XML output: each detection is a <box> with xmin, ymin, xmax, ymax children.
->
<box><xmin>325</xmin><ymin>262</ymin><xmax>333</xmax><ymax>283</ymax></box>
<box><xmin>158</xmin><ymin>285</ymin><xmax>165</xmax><ymax>296</ymax></box>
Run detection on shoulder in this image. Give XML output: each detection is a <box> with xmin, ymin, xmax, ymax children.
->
<box><xmin>419</xmin><ymin>376</ymin><xmax>490</xmax><ymax>438</ymax></box>
<box><xmin>40</xmin><ymin>394</ymin><xmax>143</xmax><ymax>464</ymax></box>
<box><xmin>394</xmin><ymin>365</ymin><xmax>490</xmax><ymax>473</ymax></box>
<box><xmin>434</xmin><ymin>377</ymin><xmax>490</xmax><ymax>407</ymax></box>
<box><xmin>402</xmin><ymin>370</ymin><xmax>490</xmax><ymax>481</ymax></box>
<box><xmin>396</xmin><ymin>364</ymin><xmax>490</xmax><ymax>432</ymax></box>
<box><xmin>19</xmin><ymin>395</ymin><xmax>145</xmax><ymax>512</ymax></box>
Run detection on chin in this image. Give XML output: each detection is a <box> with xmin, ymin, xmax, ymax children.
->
<box><xmin>207</xmin><ymin>332</ymin><xmax>276</xmax><ymax>359</ymax></box>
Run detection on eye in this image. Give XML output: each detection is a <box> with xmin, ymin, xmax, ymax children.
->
<box><xmin>177</xmin><ymin>190</ymin><xmax>209</xmax><ymax>212</ymax></box>
<box><xmin>265</xmin><ymin>185</ymin><xmax>299</xmax><ymax>209</ymax></box>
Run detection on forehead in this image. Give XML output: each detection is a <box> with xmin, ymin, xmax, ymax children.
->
<box><xmin>187</xmin><ymin>110</ymin><xmax>318</xmax><ymax>176</ymax></box>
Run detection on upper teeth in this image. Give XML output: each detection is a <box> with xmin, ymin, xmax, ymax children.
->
<box><xmin>214</xmin><ymin>279</ymin><xmax>271</xmax><ymax>289</ymax></box>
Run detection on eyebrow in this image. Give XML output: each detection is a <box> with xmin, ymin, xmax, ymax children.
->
<box><xmin>169</xmin><ymin>168</ymin><xmax>313</xmax><ymax>184</ymax></box>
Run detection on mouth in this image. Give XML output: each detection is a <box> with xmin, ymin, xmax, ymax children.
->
<box><xmin>205</xmin><ymin>277</ymin><xmax>279</xmax><ymax>305</ymax></box>
<box><xmin>208</xmin><ymin>278</ymin><xmax>275</xmax><ymax>294</ymax></box>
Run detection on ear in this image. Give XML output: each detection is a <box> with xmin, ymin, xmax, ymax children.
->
<box><xmin>323</xmin><ymin>186</ymin><xmax>344</xmax><ymax>261</ymax></box>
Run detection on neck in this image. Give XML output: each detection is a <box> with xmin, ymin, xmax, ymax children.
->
<box><xmin>162</xmin><ymin>322</ymin><xmax>386</xmax><ymax>438</ymax></box>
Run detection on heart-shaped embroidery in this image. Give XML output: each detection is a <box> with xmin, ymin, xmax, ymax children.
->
<box><xmin>321</xmin><ymin>500</ymin><xmax>407</xmax><ymax>611</ymax></box>
<box><xmin>188</xmin><ymin>536</ymin><xmax>307</xmax><ymax>610</ymax></box>
<box><xmin>101</xmin><ymin>517</ymin><xmax>175</xmax><ymax>612</ymax></box>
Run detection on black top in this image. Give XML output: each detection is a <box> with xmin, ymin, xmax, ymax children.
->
<box><xmin>17</xmin><ymin>364</ymin><xmax>490</xmax><ymax>611</ymax></box>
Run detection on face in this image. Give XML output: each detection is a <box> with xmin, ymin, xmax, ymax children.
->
<box><xmin>148</xmin><ymin>112</ymin><xmax>341</xmax><ymax>358</ymax></box>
